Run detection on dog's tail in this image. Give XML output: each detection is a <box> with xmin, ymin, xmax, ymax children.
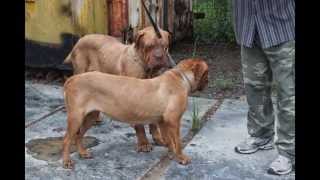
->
<box><xmin>63</xmin><ymin>52</ymin><xmax>72</xmax><ymax>64</ymax></box>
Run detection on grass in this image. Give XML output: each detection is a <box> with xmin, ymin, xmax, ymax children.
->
<box><xmin>191</xmin><ymin>98</ymin><xmax>200</xmax><ymax>132</ymax></box>
<box><xmin>193</xmin><ymin>0</ymin><xmax>235</xmax><ymax>43</ymax></box>
<box><xmin>214</xmin><ymin>73</ymin><xmax>235</xmax><ymax>90</ymax></box>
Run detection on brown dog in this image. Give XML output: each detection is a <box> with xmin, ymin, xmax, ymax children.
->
<box><xmin>62</xmin><ymin>58</ymin><xmax>208</xmax><ymax>169</ymax></box>
<box><xmin>63</xmin><ymin>26</ymin><xmax>173</xmax><ymax>152</ymax></box>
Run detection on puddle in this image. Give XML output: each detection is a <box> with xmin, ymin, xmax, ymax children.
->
<box><xmin>26</xmin><ymin>136</ymin><xmax>99</xmax><ymax>161</ymax></box>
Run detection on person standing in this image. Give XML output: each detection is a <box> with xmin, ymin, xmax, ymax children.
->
<box><xmin>232</xmin><ymin>0</ymin><xmax>295</xmax><ymax>175</ymax></box>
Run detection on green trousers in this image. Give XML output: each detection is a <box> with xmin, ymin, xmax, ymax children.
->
<box><xmin>241</xmin><ymin>40</ymin><xmax>295</xmax><ymax>160</ymax></box>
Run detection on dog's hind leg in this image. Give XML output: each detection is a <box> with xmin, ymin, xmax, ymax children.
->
<box><xmin>158</xmin><ymin>120</ymin><xmax>173</xmax><ymax>153</ymax></box>
<box><xmin>62</xmin><ymin>112</ymin><xmax>83</xmax><ymax>169</ymax></box>
<box><xmin>72</xmin><ymin>53</ymin><xmax>88</xmax><ymax>75</ymax></box>
<box><xmin>134</xmin><ymin>125</ymin><xmax>153</xmax><ymax>152</ymax></box>
<box><xmin>75</xmin><ymin>111</ymin><xmax>97</xmax><ymax>159</ymax></box>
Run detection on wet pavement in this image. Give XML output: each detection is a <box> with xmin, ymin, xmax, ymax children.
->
<box><xmin>164</xmin><ymin>99</ymin><xmax>295</xmax><ymax>180</ymax></box>
<box><xmin>25</xmin><ymin>81</ymin><xmax>294</xmax><ymax>180</ymax></box>
<box><xmin>25</xmin><ymin>80</ymin><xmax>215</xmax><ymax>180</ymax></box>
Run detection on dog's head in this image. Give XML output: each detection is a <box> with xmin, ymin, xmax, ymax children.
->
<box><xmin>134</xmin><ymin>26</ymin><xmax>172</xmax><ymax>77</ymax></box>
<box><xmin>177</xmin><ymin>58</ymin><xmax>209</xmax><ymax>92</ymax></box>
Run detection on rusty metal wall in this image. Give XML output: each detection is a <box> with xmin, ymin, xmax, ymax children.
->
<box><xmin>25</xmin><ymin>0</ymin><xmax>193</xmax><ymax>69</ymax></box>
<box><xmin>25</xmin><ymin>0</ymin><xmax>108</xmax><ymax>44</ymax></box>
<box><xmin>127</xmin><ymin>0</ymin><xmax>193</xmax><ymax>43</ymax></box>
<box><xmin>107</xmin><ymin>0</ymin><xmax>128</xmax><ymax>37</ymax></box>
<box><xmin>25</xmin><ymin>0</ymin><xmax>108</xmax><ymax>69</ymax></box>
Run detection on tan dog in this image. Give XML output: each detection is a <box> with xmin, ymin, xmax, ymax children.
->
<box><xmin>62</xmin><ymin>58</ymin><xmax>208</xmax><ymax>169</ymax></box>
<box><xmin>63</xmin><ymin>26</ymin><xmax>173</xmax><ymax>152</ymax></box>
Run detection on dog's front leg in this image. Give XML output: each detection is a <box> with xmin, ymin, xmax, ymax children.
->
<box><xmin>162</xmin><ymin>115</ymin><xmax>191</xmax><ymax>165</ymax></box>
<box><xmin>149</xmin><ymin>123</ymin><xmax>166</xmax><ymax>146</ymax></box>
<box><xmin>133</xmin><ymin>125</ymin><xmax>153</xmax><ymax>152</ymax></box>
<box><xmin>62</xmin><ymin>132</ymin><xmax>74</xmax><ymax>169</ymax></box>
<box><xmin>62</xmin><ymin>113</ymin><xmax>83</xmax><ymax>169</ymax></box>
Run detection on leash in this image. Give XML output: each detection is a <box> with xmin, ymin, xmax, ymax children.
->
<box><xmin>140</xmin><ymin>0</ymin><xmax>176</xmax><ymax>67</ymax></box>
<box><xmin>140</xmin><ymin>0</ymin><xmax>162</xmax><ymax>38</ymax></box>
<box><xmin>25</xmin><ymin>105</ymin><xmax>65</xmax><ymax>128</ymax></box>
<box><xmin>167</xmin><ymin>52</ymin><xmax>177</xmax><ymax>67</ymax></box>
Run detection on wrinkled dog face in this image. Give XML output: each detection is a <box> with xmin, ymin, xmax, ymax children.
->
<box><xmin>134</xmin><ymin>27</ymin><xmax>171</xmax><ymax>77</ymax></box>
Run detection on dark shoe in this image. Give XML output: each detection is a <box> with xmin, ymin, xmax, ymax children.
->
<box><xmin>268</xmin><ymin>155</ymin><xmax>293</xmax><ymax>175</ymax></box>
<box><xmin>235</xmin><ymin>136</ymin><xmax>274</xmax><ymax>154</ymax></box>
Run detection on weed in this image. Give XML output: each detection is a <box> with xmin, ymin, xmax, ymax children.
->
<box><xmin>191</xmin><ymin>98</ymin><xmax>200</xmax><ymax>132</ymax></box>
<box><xmin>214</xmin><ymin>74</ymin><xmax>235</xmax><ymax>90</ymax></box>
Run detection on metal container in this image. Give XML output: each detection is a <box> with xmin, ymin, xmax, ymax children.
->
<box><xmin>25</xmin><ymin>0</ymin><xmax>193</xmax><ymax>69</ymax></box>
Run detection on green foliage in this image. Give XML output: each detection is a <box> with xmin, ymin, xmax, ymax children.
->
<box><xmin>214</xmin><ymin>73</ymin><xmax>235</xmax><ymax>90</ymax></box>
<box><xmin>191</xmin><ymin>98</ymin><xmax>200</xmax><ymax>132</ymax></box>
<box><xmin>193</xmin><ymin>0</ymin><xmax>235</xmax><ymax>44</ymax></box>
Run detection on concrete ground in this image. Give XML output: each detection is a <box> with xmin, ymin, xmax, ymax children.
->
<box><xmin>163</xmin><ymin>99</ymin><xmax>295</xmax><ymax>180</ymax></box>
<box><xmin>25</xmin><ymin>81</ymin><xmax>215</xmax><ymax>180</ymax></box>
<box><xmin>25</xmin><ymin>81</ymin><xmax>295</xmax><ymax>180</ymax></box>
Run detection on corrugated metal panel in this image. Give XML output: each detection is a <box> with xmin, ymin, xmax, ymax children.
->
<box><xmin>128</xmin><ymin>0</ymin><xmax>140</xmax><ymax>28</ymax></box>
<box><xmin>67</xmin><ymin>0</ymin><xmax>109</xmax><ymax>36</ymax></box>
<box><xmin>127</xmin><ymin>0</ymin><xmax>193</xmax><ymax>42</ymax></box>
<box><xmin>25</xmin><ymin>0</ymin><xmax>75</xmax><ymax>44</ymax></box>
<box><xmin>139</xmin><ymin>0</ymin><xmax>159</xmax><ymax>28</ymax></box>
<box><xmin>173</xmin><ymin>0</ymin><xmax>193</xmax><ymax>41</ymax></box>
<box><xmin>107</xmin><ymin>0</ymin><xmax>128</xmax><ymax>37</ymax></box>
<box><xmin>168</xmin><ymin>0</ymin><xmax>175</xmax><ymax>34</ymax></box>
<box><xmin>26</xmin><ymin>0</ymin><xmax>193</xmax><ymax>46</ymax></box>
<box><xmin>74</xmin><ymin>0</ymin><xmax>108</xmax><ymax>36</ymax></box>
<box><xmin>25</xmin><ymin>0</ymin><xmax>108</xmax><ymax>44</ymax></box>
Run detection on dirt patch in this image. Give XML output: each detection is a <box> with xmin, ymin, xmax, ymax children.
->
<box><xmin>25</xmin><ymin>136</ymin><xmax>99</xmax><ymax>161</ymax></box>
<box><xmin>171</xmin><ymin>42</ymin><xmax>244</xmax><ymax>99</ymax></box>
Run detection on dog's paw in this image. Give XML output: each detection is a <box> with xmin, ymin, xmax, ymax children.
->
<box><xmin>176</xmin><ymin>154</ymin><xmax>191</xmax><ymax>165</ymax></box>
<box><xmin>79</xmin><ymin>151</ymin><xmax>93</xmax><ymax>159</ymax></box>
<box><xmin>136</xmin><ymin>143</ymin><xmax>153</xmax><ymax>152</ymax></box>
<box><xmin>63</xmin><ymin>159</ymin><xmax>75</xmax><ymax>169</ymax></box>
<box><xmin>167</xmin><ymin>152</ymin><xmax>175</xmax><ymax>160</ymax></box>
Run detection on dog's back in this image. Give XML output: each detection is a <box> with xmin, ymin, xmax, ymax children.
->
<box><xmin>64</xmin><ymin>71</ymin><xmax>170</xmax><ymax>123</ymax></box>
<box><xmin>63</xmin><ymin>34</ymin><xmax>128</xmax><ymax>74</ymax></box>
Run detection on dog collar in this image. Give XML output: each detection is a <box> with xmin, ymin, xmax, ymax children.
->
<box><xmin>174</xmin><ymin>69</ymin><xmax>194</xmax><ymax>92</ymax></box>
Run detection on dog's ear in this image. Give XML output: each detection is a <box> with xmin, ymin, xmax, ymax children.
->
<box><xmin>192</xmin><ymin>62</ymin><xmax>208</xmax><ymax>90</ymax></box>
<box><xmin>198</xmin><ymin>69</ymin><xmax>208</xmax><ymax>90</ymax></box>
<box><xmin>134</xmin><ymin>31</ymin><xmax>145</xmax><ymax>49</ymax></box>
<box><xmin>191</xmin><ymin>63</ymin><xmax>202</xmax><ymax>80</ymax></box>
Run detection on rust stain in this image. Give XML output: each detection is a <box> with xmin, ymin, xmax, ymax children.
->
<box><xmin>108</xmin><ymin>0</ymin><xmax>128</xmax><ymax>37</ymax></box>
<box><xmin>26</xmin><ymin>0</ymin><xmax>193</xmax><ymax>45</ymax></box>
